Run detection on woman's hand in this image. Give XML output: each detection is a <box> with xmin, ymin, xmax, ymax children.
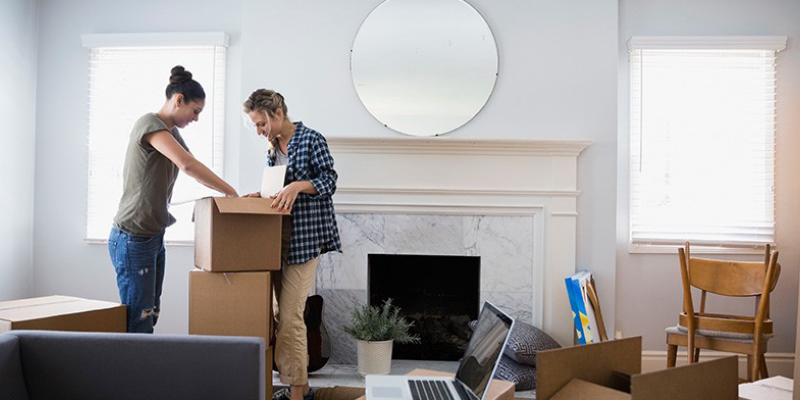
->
<box><xmin>270</xmin><ymin>182</ymin><xmax>302</xmax><ymax>212</ymax></box>
<box><xmin>244</xmin><ymin>192</ymin><xmax>261</xmax><ymax>198</ymax></box>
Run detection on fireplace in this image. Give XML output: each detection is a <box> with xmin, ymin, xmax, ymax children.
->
<box><xmin>368</xmin><ymin>253</ymin><xmax>480</xmax><ymax>361</ymax></box>
<box><xmin>315</xmin><ymin>138</ymin><xmax>587</xmax><ymax>364</ymax></box>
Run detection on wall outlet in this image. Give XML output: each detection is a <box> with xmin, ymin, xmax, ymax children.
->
<box><xmin>615</xmin><ymin>330</ymin><xmax>624</xmax><ymax>339</ymax></box>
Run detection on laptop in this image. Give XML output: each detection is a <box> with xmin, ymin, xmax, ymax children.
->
<box><xmin>366</xmin><ymin>302</ymin><xmax>515</xmax><ymax>400</ymax></box>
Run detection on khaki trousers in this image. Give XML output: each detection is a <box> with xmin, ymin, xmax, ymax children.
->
<box><xmin>273</xmin><ymin>256</ymin><xmax>319</xmax><ymax>385</ymax></box>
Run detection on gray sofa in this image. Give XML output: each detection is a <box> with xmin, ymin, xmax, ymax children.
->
<box><xmin>0</xmin><ymin>330</ymin><xmax>266</xmax><ymax>400</ymax></box>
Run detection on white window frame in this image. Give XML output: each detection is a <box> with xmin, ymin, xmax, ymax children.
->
<box><xmin>82</xmin><ymin>32</ymin><xmax>229</xmax><ymax>245</ymax></box>
<box><xmin>627</xmin><ymin>36</ymin><xmax>786</xmax><ymax>254</ymax></box>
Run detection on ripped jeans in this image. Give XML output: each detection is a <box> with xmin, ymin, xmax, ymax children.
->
<box><xmin>108</xmin><ymin>226</ymin><xmax>166</xmax><ymax>333</ymax></box>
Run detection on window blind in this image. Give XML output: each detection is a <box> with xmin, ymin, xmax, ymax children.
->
<box><xmin>629</xmin><ymin>46</ymin><xmax>778</xmax><ymax>250</ymax></box>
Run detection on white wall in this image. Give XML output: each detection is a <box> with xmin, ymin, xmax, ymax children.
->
<box><xmin>0</xmin><ymin>0</ymin><xmax>38</xmax><ymax>301</ymax></box>
<box><xmin>32</xmin><ymin>0</ymin><xmax>243</xmax><ymax>334</ymax></box>
<box><xmin>30</xmin><ymin>0</ymin><xmax>619</xmax><ymax>338</ymax></box>
<box><xmin>617</xmin><ymin>0</ymin><xmax>800</xmax><ymax>353</ymax></box>
<box><xmin>239</xmin><ymin>0</ymin><xmax>620</xmax><ymax>339</ymax></box>
<box><xmin>29</xmin><ymin>0</ymin><xmax>797</xmax><ymax>359</ymax></box>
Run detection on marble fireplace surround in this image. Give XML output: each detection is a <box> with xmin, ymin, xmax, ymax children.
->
<box><xmin>317</xmin><ymin>137</ymin><xmax>590</xmax><ymax>364</ymax></box>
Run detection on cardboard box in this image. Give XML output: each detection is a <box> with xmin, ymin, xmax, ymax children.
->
<box><xmin>738</xmin><ymin>376</ymin><xmax>793</xmax><ymax>400</ymax></box>
<box><xmin>194</xmin><ymin>197</ymin><xmax>286</xmax><ymax>272</ymax></box>
<box><xmin>550</xmin><ymin>379</ymin><xmax>631</xmax><ymax>400</ymax></box>
<box><xmin>537</xmin><ymin>337</ymin><xmax>739</xmax><ymax>400</ymax></box>
<box><xmin>0</xmin><ymin>295</ymin><xmax>126</xmax><ymax>333</ymax></box>
<box><xmin>189</xmin><ymin>269</ymin><xmax>272</xmax><ymax>345</ymax></box>
<box><xmin>356</xmin><ymin>369</ymin><xmax>514</xmax><ymax>400</ymax></box>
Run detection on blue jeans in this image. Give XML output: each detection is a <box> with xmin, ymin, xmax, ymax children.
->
<box><xmin>108</xmin><ymin>227</ymin><xmax>166</xmax><ymax>333</ymax></box>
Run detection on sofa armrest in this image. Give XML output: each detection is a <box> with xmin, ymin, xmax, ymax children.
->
<box><xmin>0</xmin><ymin>334</ymin><xmax>29</xmax><ymax>400</ymax></box>
<box><xmin>10</xmin><ymin>330</ymin><xmax>265</xmax><ymax>400</ymax></box>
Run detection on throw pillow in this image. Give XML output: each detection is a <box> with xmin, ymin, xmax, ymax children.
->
<box><xmin>494</xmin><ymin>354</ymin><xmax>537</xmax><ymax>391</ymax></box>
<box><xmin>503</xmin><ymin>320</ymin><xmax>560</xmax><ymax>366</ymax></box>
<box><xmin>469</xmin><ymin>319</ymin><xmax>560</xmax><ymax>366</ymax></box>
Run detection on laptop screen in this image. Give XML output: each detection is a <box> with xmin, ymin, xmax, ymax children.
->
<box><xmin>454</xmin><ymin>302</ymin><xmax>514</xmax><ymax>400</ymax></box>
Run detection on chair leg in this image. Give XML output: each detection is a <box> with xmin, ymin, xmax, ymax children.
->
<box><xmin>667</xmin><ymin>344</ymin><xmax>677</xmax><ymax>368</ymax></box>
<box><xmin>746</xmin><ymin>355</ymin><xmax>755</xmax><ymax>382</ymax></box>
<box><xmin>693</xmin><ymin>348</ymin><xmax>700</xmax><ymax>363</ymax></box>
<box><xmin>751</xmin><ymin>341</ymin><xmax>762</xmax><ymax>382</ymax></box>
<box><xmin>758</xmin><ymin>354</ymin><xmax>769</xmax><ymax>380</ymax></box>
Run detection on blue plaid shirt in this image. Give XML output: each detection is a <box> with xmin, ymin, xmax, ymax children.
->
<box><xmin>268</xmin><ymin>122</ymin><xmax>342</xmax><ymax>265</ymax></box>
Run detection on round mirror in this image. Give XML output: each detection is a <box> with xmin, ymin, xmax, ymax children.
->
<box><xmin>351</xmin><ymin>0</ymin><xmax>498</xmax><ymax>137</ymax></box>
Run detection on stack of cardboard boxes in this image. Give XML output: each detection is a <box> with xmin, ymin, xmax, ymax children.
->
<box><xmin>189</xmin><ymin>197</ymin><xmax>287</xmax><ymax>398</ymax></box>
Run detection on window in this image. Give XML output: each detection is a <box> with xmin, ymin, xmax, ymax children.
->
<box><xmin>82</xmin><ymin>33</ymin><xmax>228</xmax><ymax>243</ymax></box>
<box><xmin>628</xmin><ymin>37</ymin><xmax>786</xmax><ymax>252</ymax></box>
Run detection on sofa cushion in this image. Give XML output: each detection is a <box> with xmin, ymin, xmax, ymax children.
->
<box><xmin>0</xmin><ymin>334</ymin><xmax>29</xmax><ymax>400</ymax></box>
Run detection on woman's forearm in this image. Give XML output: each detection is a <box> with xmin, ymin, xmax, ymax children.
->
<box><xmin>184</xmin><ymin>160</ymin><xmax>238</xmax><ymax>196</ymax></box>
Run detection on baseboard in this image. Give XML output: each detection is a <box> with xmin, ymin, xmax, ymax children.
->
<box><xmin>641</xmin><ymin>350</ymin><xmax>795</xmax><ymax>379</ymax></box>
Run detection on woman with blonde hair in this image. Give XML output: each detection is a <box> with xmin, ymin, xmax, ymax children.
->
<box><xmin>244</xmin><ymin>89</ymin><xmax>341</xmax><ymax>400</ymax></box>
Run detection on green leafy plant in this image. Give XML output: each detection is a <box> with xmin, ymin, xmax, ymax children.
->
<box><xmin>343</xmin><ymin>299</ymin><xmax>421</xmax><ymax>344</ymax></box>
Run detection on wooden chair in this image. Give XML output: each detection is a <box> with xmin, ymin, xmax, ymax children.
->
<box><xmin>665</xmin><ymin>242</ymin><xmax>780</xmax><ymax>382</ymax></box>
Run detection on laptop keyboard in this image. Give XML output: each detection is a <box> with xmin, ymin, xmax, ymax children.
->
<box><xmin>408</xmin><ymin>380</ymin><xmax>470</xmax><ymax>400</ymax></box>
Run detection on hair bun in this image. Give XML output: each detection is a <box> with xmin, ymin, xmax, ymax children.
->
<box><xmin>169</xmin><ymin>65</ymin><xmax>193</xmax><ymax>85</ymax></box>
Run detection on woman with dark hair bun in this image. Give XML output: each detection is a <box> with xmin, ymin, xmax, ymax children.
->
<box><xmin>109</xmin><ymin>65</ymin><xmax>237</xmax><ymax>333</ymax></box>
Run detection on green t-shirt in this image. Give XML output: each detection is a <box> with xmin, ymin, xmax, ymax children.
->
<box><xmin>113</xmin><ymin>113</ymin><xmax>188</xmax><ymax>236</ymax></box>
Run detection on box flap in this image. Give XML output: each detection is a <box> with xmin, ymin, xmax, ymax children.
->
<box><xmin>738</xmin><ymin>384</ymin><xmax>793</xmax><ymax>400</ymax></box>
<box><xmin>212</xmin><ymin>197</ymin><xmax>287</xmax><ymax>215</ymax></box>
<box><xmin>754</xmin><ymin>376</ymin><xmax>793</xmax><ymax>391</ymax></box>
<box><xmin>550</xmin><ymin>379</ymin><xmax>631</xmax><ymax>400</ymax></box>
<box><xmin>631</xmin><ymin>356</ymin><xmax>738</xmax><ymax>400</ymax></box>
<box><xmin>0</xmin><ymin>295</ymin><xmax>79</xmax><ymax>312</ymax></box>
<box><xmin>0</xmin><ymin>296</ymin><xmax>123</xmax><ymax>323</ymax></box>
<box><xmin>536</xmin><ymin>337</ymin><xmax>642</xmax><ymax>400</ymax></box>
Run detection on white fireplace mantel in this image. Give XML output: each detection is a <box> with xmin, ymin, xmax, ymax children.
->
<box><xmin>327</xmin><ymin>137</ymin><xmax>590</xmax><ymax>346</ymax></box>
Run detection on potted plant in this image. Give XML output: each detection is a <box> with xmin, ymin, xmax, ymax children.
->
<box><xmin>343</xmin><ymin>299</ymin><xmax>420</xmax><ymax>376</ymax></box>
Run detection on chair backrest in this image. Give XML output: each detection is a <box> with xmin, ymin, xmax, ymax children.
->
<box><xmin>688</xmin><ymin>258</ymin><xmax>774</xmax><ymax>297</ymax></box>
<box><xmin>679</xmin><ymin>242</ymin><xmax>780</xmax><ymax>324</ymax></box>
<box><xmin>683</xmin><ymin>243</ymin><xmax>780</xmax><ymax>298</ymax></box>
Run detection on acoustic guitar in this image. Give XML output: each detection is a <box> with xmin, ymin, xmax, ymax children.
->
<box><xmin>272</xmin><ymin>294</ymin><xmax>331</xmax><ymax>373</ymax></box>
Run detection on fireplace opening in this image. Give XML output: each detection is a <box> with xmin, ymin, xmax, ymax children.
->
<box><xmin>368</xmin><ymin>253</ymin><xmax>480</xmax><ymax>361</ymax></box>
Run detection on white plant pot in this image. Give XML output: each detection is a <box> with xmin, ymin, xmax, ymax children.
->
<box><xmin>356</xmin><ymin>339</ymin><xmax>394</xmax><ymax>376</ymax></box>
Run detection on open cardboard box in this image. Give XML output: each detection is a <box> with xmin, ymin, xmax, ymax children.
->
<box><xmin>537</xmin><ymin>337</ymin><xmax>738</xmax><ymax>400</ymax></box>
<box><xmin>0</xmin><ymin>295</ymin><xmax>126</xmax><ymax>333</ymax></box>
<box><xmin>194</xmin><ymin>197</ymin><xmax>287</xmax><ymax>272</ymax></box>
